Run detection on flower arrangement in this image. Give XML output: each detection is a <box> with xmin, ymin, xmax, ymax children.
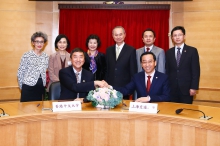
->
<box><xmin>87</xmin><ymin>87</ymin><xmax>123</xmax><ymax>108</ymax></box>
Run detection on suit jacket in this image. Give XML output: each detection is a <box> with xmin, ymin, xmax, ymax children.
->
<box><xmin>165</xmin><ymin>44</ymin><xmax>200</xmax><ymax>95</ymax></box>
<box><xmin>59</xmin><ymin>66</ymin><xmax>95</xmax><ymax>100</ymax></box>
<box><xmin>114</xmin><ymin>71</ymin><xmax>170</xmax><ymax>102</ymax></box>
<box><xmin>106</xmin><ymin>43</ymin><xmax>137</xmax><ymax>87</ymax></box>
<box><xmin>83</xmin><ymin>52</ymin><xmax>106</xmax><ymax>80</ymax></box>
<box><xmin>136</xmin><ymin>45</ymin><xmax>166</xmax><ymax>73</ymax></box>
<box><xmin>47</xmin><ymin>51</ymin><xmax>71</xmax><ymax>91</ymax></box>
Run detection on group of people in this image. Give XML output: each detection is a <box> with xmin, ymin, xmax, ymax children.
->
<box><xmin>17</xmin><ymin>25</ymin><xmax>200</xmax><ymax>104</ymax></box>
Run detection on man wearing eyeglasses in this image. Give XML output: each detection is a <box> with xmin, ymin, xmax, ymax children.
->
<box><xmin>165</xmin><ymin>26</ymin><xmax>200</xmax><ymax>104</ymax></box>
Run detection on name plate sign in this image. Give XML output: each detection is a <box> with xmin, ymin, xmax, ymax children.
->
<box><xmin>52</xmin><ymin>101</ymin><xmax>81</xmax><ymax>112</ymax></box>
<box><xmin>129</xmin><ymin>102</ymin><xmax>158</xmax><ymax>113</ymax></box>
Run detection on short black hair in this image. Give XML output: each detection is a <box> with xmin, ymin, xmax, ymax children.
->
<box><xmin>31</xmin><ymin>31</ymin><xmax>48</xmax><ymax>43</ymax></box>
<box><xmin>54</xmin><ymin>34</ymin><xmax>70</xmax><ymax>49</ymax></box>
<box><xmin>85</xmin><ymin>34</ymin><xmax>101</xmax><ymax>48</ymax></box>
<box><xmin>70</xmin><ymin>48</ymin><xmax>85</xmax><ymax>59</ymax></box>
<box><xmin>142</xmin><ymin>28</ymin><xmax>156</xmax><ymax>38</ymax></box>
<box><xmin>171</xmin><ymin>26</ymin><xmax>186</xmax><ymax>36</ymax></box>
<box><xmin>140</xmin><ymin>52</ymin><xmax>156</xmax><ymax>62</ymax></box>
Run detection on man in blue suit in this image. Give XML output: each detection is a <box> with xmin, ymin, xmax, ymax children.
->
<box><xmin>114</xmin><ymin>52</ymin><xmax>170</xmax><ymax>102</ymax></box>
<box><xmin>59</xmin><ymin>48</ymin><xmax>107</xmax><ymax>102</ymax></box>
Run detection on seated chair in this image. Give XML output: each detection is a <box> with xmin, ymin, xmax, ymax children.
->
<box><xmin>48</xmin><ymin>81</ymin><xmax>61</xmax><ymax>100</ymax></box>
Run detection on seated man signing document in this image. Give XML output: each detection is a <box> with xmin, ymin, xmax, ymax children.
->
<box><xmin>114</xmin><ymin>52</ymin><xmax>170</xmax><ymax>102</ymax></box>
<box><xmin>59</xmin><ymin>48</ymin><xmax>108</xmax><ymax>103</ymax></box>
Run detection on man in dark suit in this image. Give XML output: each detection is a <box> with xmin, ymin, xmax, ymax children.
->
<box><xmin>59</xmin><ymin>48</ymin><xmax>107</xmax><ymax>102</ymax></box>
<box><xmin>166</xmin><ymin>26</ymin><xmax>200</xmax><ymax>104</ymax></box>
<box><xmin>114</xmin><ymin>52</ymin><xmax>170</xmax><ymax>102</ymax></box>
<box><xmin>106</xmin><ymin>26</ymin><xmax>137</xmax><ymax>99</ymax></box>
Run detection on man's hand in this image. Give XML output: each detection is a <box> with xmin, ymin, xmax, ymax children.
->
<box><xmin>190</xmin><ymin>89</ymin><xmax>197</xmax><ymax>96</ymax></box>
<box><xmin>94</xmin><ymin>80</ymin><xmax>109</xmax><ymax>88</ymax></box>
<box><xmin>135</xmin><ymin>96</ymin><xmax>150</xmax><ymax>103</ymax></box>
<box><xmin>74</xmin><ymin>98</ymin><xmax>84</xmax><ymax>103</ymax></box>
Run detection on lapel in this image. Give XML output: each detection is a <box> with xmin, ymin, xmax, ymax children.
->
<box><xmin>55</xmin><ymin>52</ymin><xmax>62</xmax><ymax>69</ymax></box>
<box><xmin>69</xmin><ymin>66</ymin><xmax>77</xmax><ymax>82</ymax></box>
<box><xmin>149</xmin><ymin>71</ymin><xmax>159</xmax><ymax>93</ymax></box>
<box><xmin>117</xmin><ymin>44</ymin><xmax>127</xmax><ymax>61</ymax></box>
<box><xmin>170</xmin><ymin>47</ymin><xmax>178</xmax><ymax>68</ymax></box>
<box><xmin>178</xmin><ymin>44</ymin><xmax>188</xmax><ymax>68</ymax></box>
<box><xmin>80</xmin><ymin>69</ymin><xmax>86</xmax><ymax>83</ymax></box>
<box><xmin>139</xmin><ymin>72</ymin><xmax>147</xmax><ymax>95</ymax></box>
<box><xmin>151</xmin><ymin>45</ymin><xmax>156</xmax><ymax>53</ymax></box>
<box><xmin>64</xmin><ymin>51</ymin><xmax>70</xmax><ymax>67</ymax></box>
<box><xmin>111</xmin><ymin>46</ymin><xmax>117</xmax><ymax>62</ymax></box>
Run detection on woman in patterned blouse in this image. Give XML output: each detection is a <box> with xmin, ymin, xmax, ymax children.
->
<box><xmin>83</xmin><ymin>34</ymin><xmax>106</xmax><ymax>80</ymax></box>
<box><xmin>17</xmin><ymin>31</ymin><xmax>49</xmax><ymax>102</ymax></box>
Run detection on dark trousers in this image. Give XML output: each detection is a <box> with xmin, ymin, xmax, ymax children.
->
<box><xmin>170</xmin><ymin>82</ymin><xmax>193</xmax><ymax>104</ymax></box>
<box><xmin>20</xmin><ymin>78</ymin><xmax>45</xmax><ymax>102</ymax></box>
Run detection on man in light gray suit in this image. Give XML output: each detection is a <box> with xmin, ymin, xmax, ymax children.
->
<box><xmin>136</xmin><ymin>28</ymin><xmax>166</xmax><ymax>73</ymax></box>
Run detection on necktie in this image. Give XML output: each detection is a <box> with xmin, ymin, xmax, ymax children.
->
<box><xmin>116</xmin><ymin>47</ymin><xmax>120</xmax><ymax>60</ymax></box>
<box><xmin>176</xmin><ymin>48</ymin><xmax>181</xmax><ymax>67</ymax></box>
<box><xmin>75</xmin><ymin>72</ymin><xmax>80</xmax><ymax>83</ymax></box>
<box><xmin>75</xmin><ymin>72</ymin><xmax>80</xmax><ymax>97</ymax></box>
<box><xmin>146</xmin><ymin>76</ymin><xmax>151</xmax><ymax>93</ymax></box>
<box><xmin>146</xmin><ymin>48</ymin><xmax>150</xmax><ymax>52</ymax></box>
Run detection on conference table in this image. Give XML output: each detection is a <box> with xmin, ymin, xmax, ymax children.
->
<box><xmin>0</xmin><ymin>101</ymin><xmax>220</xmax><ymax>146</ymax></box>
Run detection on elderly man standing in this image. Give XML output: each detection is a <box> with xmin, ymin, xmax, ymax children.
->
<box><xmin>105</xmin><ymin>26</ymin><xmax>137</xmax><ymax>99</ymax></box>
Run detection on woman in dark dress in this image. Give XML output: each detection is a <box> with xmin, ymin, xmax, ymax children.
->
<box><xmin>83</xmin><ymin>34</ymin><xmax>106</xmax><ymax>80</ymax></box>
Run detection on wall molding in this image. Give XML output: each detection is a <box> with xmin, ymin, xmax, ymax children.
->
<box><xmin>58</xmin><ymin>4</ymin><xmax>170</xmax><ymax>10</ymax></box>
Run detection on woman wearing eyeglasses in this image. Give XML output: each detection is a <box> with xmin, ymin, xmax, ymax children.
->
<box><xmin>17</xmin><ymin>31</ymin><xmax>49</xmax><ymax>102</ymax></box>
<box><xmin>83</xmin><ymin>34</ymin><xmax>106</xmax><ymax>80</ymax></box>
<box><xmin>47</xmin><ymin>34</ymin><xmax>71</xmax><ymax>92</ymax></box>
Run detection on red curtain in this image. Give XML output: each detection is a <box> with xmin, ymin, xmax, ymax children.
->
<box><xmin>59</xmin><ymin>9</ymin><xmax>169</xmax><ymax>53</ymax></box>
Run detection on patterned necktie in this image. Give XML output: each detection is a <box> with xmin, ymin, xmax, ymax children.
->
<box><xmin>116</xmin><ymin>46</ymin><xmax>120</xmax><ymax>60</ymax></box>
<box><xmin>146</xmin><ymin>48</ymin><xmax>150</xmax><ymax>52</ymax></box>
<box><xmin>75</xmin><ymin>72</ymin><xmax>80</xmax><ymax>83</ymax></box>
<box><xmin>176</xmin><ymin>48</ymin><xmax>181</xmax><ymax>67</ymax></box>
<box><xmin>146</xmin><ymin>76</ymin><xmax>151</xmax><ymax>93</ymax></box>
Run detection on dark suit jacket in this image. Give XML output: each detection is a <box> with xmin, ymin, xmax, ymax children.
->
<box><xmin>106</xmin><ymin>44</ymin><xmax>137</xmax><ymax>87</ymax></box>
<box><xmin>83</xmin><ymin>52</ymin><xmax>106</xmax><ymax>80</ymax></box>
<box><xmin>59</xmin><ymin>66</ymin><xmax>95</xmax><ymax>100</ymax></box>
<box><xmin>114</xmin><ymin>71</ymin><xmax>170</xmax><ymax>102</ymax></box>
<box><xmin>165</xmin><ymin>44</ymin><xmax>200</xmax><ymax>95</ymax></box>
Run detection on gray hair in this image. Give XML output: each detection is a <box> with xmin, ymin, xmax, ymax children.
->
<box><xmin>112</xmin><ymin>26</ymin><xmax>126</xmax><ymax>34</ymax></box>
<box><xmin>31</xmin><ymin>31</ymin><xmax>48</xmax><ymax>43</ymax></box>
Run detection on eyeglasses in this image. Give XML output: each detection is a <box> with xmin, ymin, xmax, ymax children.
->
<box><xmin>34</xmin><ymin>41</ymin><xmax>44</xmax><ymax>44</ymax></box>
<box><xmin>172</xmin><ymin>34</ymin><xmax>184</xmax><ymax>38</ymax></box>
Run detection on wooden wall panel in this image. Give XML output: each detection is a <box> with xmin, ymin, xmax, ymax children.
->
<box><xmin>0</xmin><ymin>0</ymin><xmax>220</xmax><ymax>106</ymax></box>
<box><xmin>171</xmin><ymin>0</ymin><xmax>220</xmax><ymax>106</ymax></box>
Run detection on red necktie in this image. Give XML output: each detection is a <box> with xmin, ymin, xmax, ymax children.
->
<box><xmin>146</xmin><ymin>48</ymin><xmax>150</xmax><ymax>52</ymax></box>
<box><xmin>146</xmin><ymin>76</ymin><xmax>151</xmax><ymax>92</ymax></box>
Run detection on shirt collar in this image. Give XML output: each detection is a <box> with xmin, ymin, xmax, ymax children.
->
<box><xmin>116</xmin><ymin>42</ymin><xmax>125</xmax><ymax>49</ymax></box>
<box><xmin>73</xmin><ymin>67</ymin><xmax>82</xmax><ymax>75</ymax></box>
<box><xmin>145</xmin><ymin>45</ymin><xmax>154</xmax><ymax>52</ymax></box>
<box><xmin>145</xmin><ymin>69</ymin><xmax>155</xmax><ymax>77</ymax></box>
<box><xmin>175</xmin><ymin>43</ymin><xmax>184</xmax><ymax>50</ymax></box>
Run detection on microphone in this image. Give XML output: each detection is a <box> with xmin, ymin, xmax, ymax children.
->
<box><xmin>0</xmin><ymin>108</ymin><xmax>9</xmax><ymax>117</ymax></box>
<box><xmin>175</xmin><ymin>108</ymin><xmax>212</xmax><ymax>120</ymax></box>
